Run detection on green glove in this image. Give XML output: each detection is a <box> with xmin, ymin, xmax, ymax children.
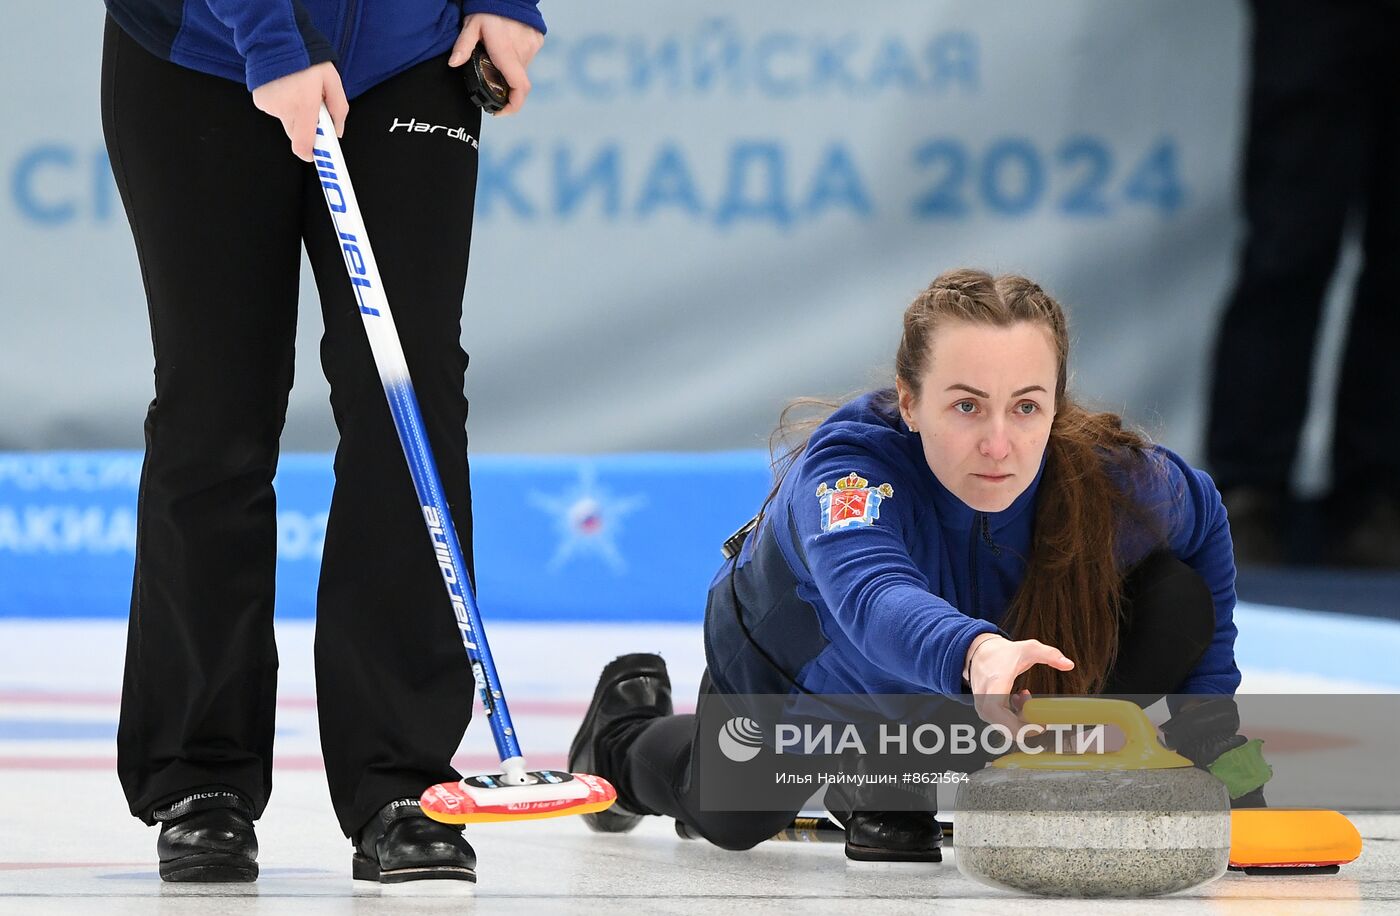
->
<box><xmin>1161</xmin><ymin>697</ymin><xmax>1273</xmax><ymax>801</ymax></box>
<box><xmin>1206</xmin><ymin>738</ymin><xmax>1273</xmax><ymax>800</ymax></box>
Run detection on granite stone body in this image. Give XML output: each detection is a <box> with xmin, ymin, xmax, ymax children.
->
<box><xmin>954</xmin><ymin>766</ymin><xmax>1230</xmax><ymax>897</ymax></box>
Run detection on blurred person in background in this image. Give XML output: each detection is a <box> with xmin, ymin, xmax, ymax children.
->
<box><xmin>1207</xmin><ymin>0</ymin><xmax>1399</xmax><ymax>568</ymax></box>
<box><xmin>102</xmin><ymin>0</ymin><xmax>543</xmax><ymax>885</ymax></box>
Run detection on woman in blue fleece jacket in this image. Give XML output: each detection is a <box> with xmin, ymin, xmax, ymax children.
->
<box><xmin>103</xmin><ymin>0</ymin><xmax>543</xmax><ymax>886</ymax></box>
<box><xmin>570</xmin><ymin>269</ymin><xmax>1267</xmax><ymax>861</ymax></box>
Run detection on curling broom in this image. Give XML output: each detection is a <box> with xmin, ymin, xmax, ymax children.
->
<box><xmin>312</xmin><ymin>105</ymin><xmax>616</xmax><ymax>825</ymax></box>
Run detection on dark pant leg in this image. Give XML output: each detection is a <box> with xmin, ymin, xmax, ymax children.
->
<box><xmin>1103</xmin><ymin>551</ymin><xmax>1217</xmax><ymax>699</ymax></box>
<box><xmin>1206</xmin><ymin>0</ymin><xmax>1374</xmax><ymax>491</ymax></box>
<box><xmin>300</xmin><ymin>55</ymin><xmax>483</xmax><ymax>837</ymax></box>
<box><xmin>104</xmin><ymin>19</ymin><xmax>304</xmax><ymax>822</ymax></box>
<box><xmin>617</xmin><ymin>675</ymin><xmax>815</xmax><ymax>851</ymax></box>
<box><xmin>1331</xmin><ymin>3</ymin><xmax>1400</xmax><ymax>499</ymax></box>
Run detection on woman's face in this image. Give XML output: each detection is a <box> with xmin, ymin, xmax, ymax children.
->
<box><xmin>897</xmin><ymin>320</ymin><xmax>1058</xmax><ymax>513</ymax></box>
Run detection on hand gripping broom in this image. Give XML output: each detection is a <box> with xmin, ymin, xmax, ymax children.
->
<box><xmin>311</xmin><ymin>106</ymin><xmax>616</xmax><ymax>824</ymax></box>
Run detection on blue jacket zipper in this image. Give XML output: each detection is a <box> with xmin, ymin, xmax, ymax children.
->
<box><xmin>968</xmin><ymin>514</ymin><xmax>981</xmax><ymax>618</ymax></box>
<box><xmin>969</xmin><ymin>513</ymin><xmax>1002</xmax><ymax>621</ymax></box>
<box><xmin>981</xmin><ymin>514</ymin><xmax>1001</xmax><ymax>557</ymax></box>
<box><xmin>338</xmin><ymin>0</ymin><xmax>358</xmax><ymax>61</ymax></box>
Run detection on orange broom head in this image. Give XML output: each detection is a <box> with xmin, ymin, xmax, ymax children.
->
<box><xmin>420</xmin><ymin>770</ymin><xmax>617</xmax><ymax>825</ymax></box>
<box><xmin>1230</xmin><ymin>809</ymin><xmax>1362</xmax><ymax>869</ymax></box>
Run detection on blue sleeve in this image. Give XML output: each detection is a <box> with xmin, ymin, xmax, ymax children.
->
<box><xmin>1142</xmin><ymin>447</ymin><xmax>1242</xmax><ymax>696</ymax></box>
<box><xmin>792</xmin><ymin>431</ymin><xmax>1000</xmax><ymax>696</ymax></box>
<box><xmin>462</xmin><ymin>0</ymin><xmax>547</xmax><ymax>35</ymax></box>
<box><xmin>204</xmin><ymin>0</ymin><xmax>336</xmax><ymax>91</ymax></box>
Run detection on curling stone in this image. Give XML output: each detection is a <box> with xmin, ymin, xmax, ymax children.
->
<box><xmin>954</xmin><ymin>698</ymin><xmax>1230</xmax><ymax>897</ymax></box>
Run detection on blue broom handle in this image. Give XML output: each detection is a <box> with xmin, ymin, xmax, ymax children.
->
<box><xmin>310</xmin><ymin>108</ymin><xmax>525</xmax><ymax>775</ymax></box>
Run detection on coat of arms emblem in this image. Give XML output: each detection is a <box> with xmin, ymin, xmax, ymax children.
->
<box><xmin>816</xmin><ymin>472</ymin><xmax>894</xmax><ymax>532</ymax></box>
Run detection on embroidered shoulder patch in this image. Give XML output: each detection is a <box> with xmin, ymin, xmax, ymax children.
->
<box><xmin>816</xmin><ymin>472</ymin><xmax>894</xmax><ymax>533</ymax></box>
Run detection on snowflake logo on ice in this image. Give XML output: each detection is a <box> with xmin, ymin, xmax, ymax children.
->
<box><xmin>528</xmin><ymin>466</ymin><xmax>645</xmax><ymax>574</ymax></box>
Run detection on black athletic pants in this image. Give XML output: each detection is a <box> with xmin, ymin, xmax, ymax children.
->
<box><xmin>103</xmin><ymin>19</ymin><xmax>482</xmax><ymax>836</ymax></box>
<box><xmin>606</xmin><ymin>551</ymin><xmax>1218</xmax><ymax>851</ymax></box>
<box><xmin>1207</xmin><ymin>0</ymin><xmax>1400</xmax><ymax>499</ymax></box>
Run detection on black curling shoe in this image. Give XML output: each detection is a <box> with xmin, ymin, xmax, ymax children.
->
<box><xmin>839</xmin><ymin>810</ymin><xmax>943</xmax><ymax>863</ymax></box>
<box><xmin>154</xmin><ymin>790</ymin><xmax>259</xmax><ymax>882</ymax></box>
<box><xmin>352</xmin><ymin>798</ymin><xmax>477</xmax><ymax>883</ymax></box>
<box><xmin>568</xmin><ymin>653</ymin><xmax>673</xmax><ymax>834</ymax></box>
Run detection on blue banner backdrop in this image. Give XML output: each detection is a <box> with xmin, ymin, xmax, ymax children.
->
<box><xmin>0</xmin><ymin>451</ymin><xmax>771</xmax><ymax>621</ymax></box>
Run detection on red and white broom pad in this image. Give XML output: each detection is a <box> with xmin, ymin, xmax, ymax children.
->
<box><xmin>421</xmin><ymin>770</ymin><xmax>617</xmax><ymax>824</ymax></box>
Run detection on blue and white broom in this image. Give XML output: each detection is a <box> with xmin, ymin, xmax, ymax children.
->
<box><xmin>312</xmin><ymin>106</ymin><xmax>615</xmax><ymax>824</ymax></box>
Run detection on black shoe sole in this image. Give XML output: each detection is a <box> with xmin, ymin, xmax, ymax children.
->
<box><xmin>352</xmin><ymin>853</ymin><xmax>477</xmax><ymax>883</ymax></box>
<box><xmin>580</xmin><ymin>804</ymin><xmax>642</xmax><ymax>833</ymax></box>
<box><xmin>568</xmin><ymin>654</ymin><xmax>670</xmax><ymax>835</ymax></box>
<box><xmin>844</xmin><ymin>842</ymin><xmax>942</xmax><ymax>863</ymax></box>
<box><xmin>159</xmin><ymin>853</ymin><xmax>259</xmax><ymax>882</ymax></box>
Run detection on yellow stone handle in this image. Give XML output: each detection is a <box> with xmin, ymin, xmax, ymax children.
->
<box><xmin>1022</xmin><ymin>697</ymin><xmax>1158</xmax><ymax>744</ymax></box>
<box><xmin>991</xmin><ymin>697</ymin><xmax>1194</xmax><ymax>770</ymax></box>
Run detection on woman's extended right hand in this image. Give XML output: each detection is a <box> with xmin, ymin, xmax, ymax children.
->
<box><xmin>965</xmin><ymin>633</ymin><xmax>1075</xmax><ymax>734</ymax></box>
<box><xmin>252</xmin><ymin>61</ymin><xmax>349</xmax><ymax>162</ymax></box>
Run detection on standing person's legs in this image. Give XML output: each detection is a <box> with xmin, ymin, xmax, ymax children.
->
<box><xmin>301</xmin><ymin>54</ymin><xmax>483</xmax><ymax>838</ymax></box>
<box><xmin>1206</xmin><ymin>0</ymin><xmax>1371</xmax><ymax>560</ymax></box>
<box><xmin>1329</xmin><ymin>2</ymin><xmax>1400</xmax><ymax>567</ymax></box>
<box><xmin>105</xmin><ymin>17</ymin><xmax>305</xmax><ymax>825</ymax></box>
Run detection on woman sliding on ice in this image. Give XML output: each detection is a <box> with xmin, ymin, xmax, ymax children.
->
<box><xmin>568</xmin><ymin>269</ymin><xmax>1268</xmax><ymax>862</ymax></box>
